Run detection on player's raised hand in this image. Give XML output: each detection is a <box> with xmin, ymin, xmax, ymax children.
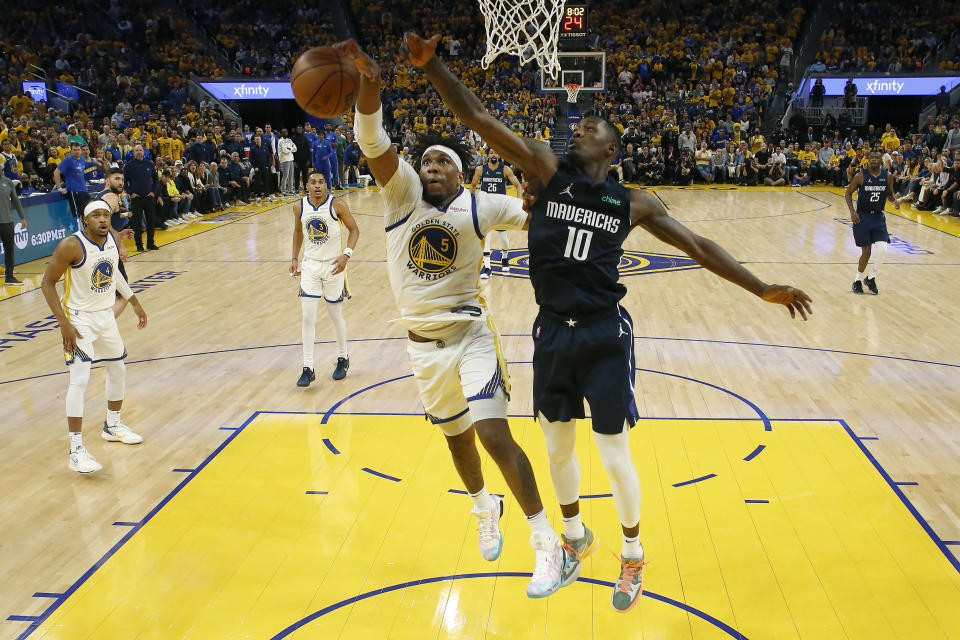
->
<box><xmin>331</xmin><ymin>39</ymin><xmax>379</xmax><ymax>80</ymax></box>
<box><xmin>400</xmin><ymin>33</ymin><xmax>441</xmax><ymax>67</ymax></box>
<box><xmin>761</xmin><ymin>285</ymin><xmax>813</xmax><ymax>320</ymax></box>
<box><xmin>521</xmin><ymin>181</ymin><xmax>540</xmax><ymax>212</ymax></box>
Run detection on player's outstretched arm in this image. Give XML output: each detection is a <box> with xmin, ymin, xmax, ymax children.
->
<box><xmin>630</xmin><ymin>190</ymin><xmax>813</xmax><ymax>320</ymax></box>
<box><xmin>401</xmin><ymin>32</ymin><xmax>557</xmax><ymax>187</ymax></box>
<box><xmin>332</xmin><ymin>39</ymin><xmax>399</xmax><ymax>187</ymax></box>
<box><xmin>844</xmin><ymin>171</ymin><xmax>862</xmax><ymax>223</ymax></box>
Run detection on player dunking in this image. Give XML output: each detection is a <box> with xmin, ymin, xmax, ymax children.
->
<box><xmin>401</xmin><ymin>32</ymin><xmax>813</xmax><ymax>611</ymax></box>
<box><xmin>40</xmin><ymin>200</ymin><xmax>148</xmax><ymax>474</ymax></box>
<box><xmin>844</xmin><ymin>150</ymin><xmax>899</xmax><ymax>295</ymax></box>
<box><xmin>470</xmin><ymin>150</ymin><xmax>522</xmax><ymax>278</ymax></box>
<box><xmin>290</xmin><ymin>171</ymin><xmax>359</xmax><ymax>384</ymax></box>
<box><xmin>336</xmin><ymin>39</ymin><xmax>571</xmax><ymax>599</ymax></box>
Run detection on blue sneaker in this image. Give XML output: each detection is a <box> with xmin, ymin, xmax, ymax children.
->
<box><xmin>560</xmin><ymin>525</ymin><xmax>598</xmax><ymax>587</ymax></box>
<box><xmin>332</xmin><ymin>357</ymin><xmax>349</xmax><ymax>380</ymax></box>
<box><xmin>296</xmin><ymin>367</ymin><xmax>315</xmax><ymax>387</ymax></box>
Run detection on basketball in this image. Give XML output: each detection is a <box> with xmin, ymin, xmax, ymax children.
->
<box><xmin>290</xmin><ymin>46</ymin><xmax>360</xmax><ymax>118</ymax></box>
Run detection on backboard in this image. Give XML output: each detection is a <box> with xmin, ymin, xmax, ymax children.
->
<box><xmin>539</xmin><ymin>51</ymin><xmax>605</xmax><ymax>93</ymax></box>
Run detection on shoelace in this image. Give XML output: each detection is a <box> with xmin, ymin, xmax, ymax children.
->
<box><xmin>475</xmin><ymin>509</ymin><xmax>498</xmax><ymax>544</ymax></box>
<box><xmin>613</xmin><ymin>552</ymin><xmax>648</xmax><ymax>594</ymax></box>
<box><xmin>531</xmin><ymin>540</ymin><xmax>561</xmax><ymax>580</ymax></box>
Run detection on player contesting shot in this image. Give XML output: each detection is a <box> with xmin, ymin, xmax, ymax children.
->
<box><xmin>396</xmin><ymin>32</ymin><xmax>813</xmax><ymax>612</ymax></box>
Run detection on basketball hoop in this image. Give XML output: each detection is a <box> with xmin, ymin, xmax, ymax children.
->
<box><xmin>563</xmin><ymin>83</ymin><xmax>581</xmax><ymax>104</ymax></box>
<box><xmin>477</xmin><ymin>0</ymin><xmax>565</xmax><ymax>80</ymax></box>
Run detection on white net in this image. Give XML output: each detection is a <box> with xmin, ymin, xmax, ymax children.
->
<box><xmin>477</xmin><ymin>0</ymin><xmax>565</xmax><ymax>80</ymax></box>
<box><xmin>563</xmin><ymin>83</ymin><xmax>581</xmax><ymax>103</ymax></box>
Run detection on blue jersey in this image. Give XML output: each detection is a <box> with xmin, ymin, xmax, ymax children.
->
<box><xmin>312</xmin><ymin>139</ymin><xmax>334</xmax><ymax>166</ymax></box>
<box><xmin>480</xmin><ymin>162</ymin><xmax>507</xmax><ymax>194</ymax></box>
<box><xmin>527</xmin><ymin>158</ymin><xmax>631</xmax><ymax>317</ymax></box>
<box><xmin>857</xmin><ymin>167</ymin><xmax>888</xmax><ymax>216</ymax></box>
<box><xmin>57</xmin><ymin>155</ymin><xmax>88</xmax><ymax>191</ymax></box>
<box><xmin>305</xmin><ymin>132</ymin><xmax>320</xmax><ymax>152</ymax></box>
<box><xmin>323</xmin><ymin>132</ymin><xmax>339</xmax><ymax>157</ymax></box>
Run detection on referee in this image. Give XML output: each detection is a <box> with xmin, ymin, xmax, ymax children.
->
<box><xmin>54</xmin><ymin>142</ymin><xmax>90</xmax><ymax>222</ymax></box>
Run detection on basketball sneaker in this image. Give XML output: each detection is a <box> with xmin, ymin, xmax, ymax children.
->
<box><xmin>101</xmin><ymin>421</ymin><xmax>144</xmax><ymax>444</ymax></box>
<box><xmin>501</xmin><ymin>263</ymin><xmax>510</xmax><ymax>273</ymax></box>
<box><xmin>480</xmin><ymin>266</ymin><xmax>492</xmax><ymax>280</ymax></box>
<box><xmin>69</xmin><ymin>446</ymin><xmax>103</xmax><ymax>474</ymax></box>
<box><xmin>559</xmin><ymin>525</ymin><xmax>598</xmax><ymax>587</ymax></box>
<box><xmin>332</xmin><ymin>357</ymin><xmax>349</xmax><ymax>380</ymax></box>
<box><xmin>471</xmin><ymin>495</ymin><xmax>504</xmax><ymax>561</ymax></box>
<box><xmin>611</xmin><ymin>553</ymin><xmax>647</xmax><ymax>612</ymax></box>
<box><xmin>526</xmin><ymin>531</ymin><xmax>566</xmax><ymax>598</ymax></box>
<box><xmin>864</xmin><ymin>276</ymin><xmax>879</xmax><ymax>295</ymax></box>
<box><xmin>296</xmin><ymin>367</ymin><xmax>315</xmax><ymax>387</ymax></box>
<box><xmin>4</xmin><ymin>276</ymin><xmax>24</xmax><ymax>286</ymax></box>
<box><xmin>851</xmin><ymin>280</ymin><xmax>864</xmax><ymax>294</ymax></box>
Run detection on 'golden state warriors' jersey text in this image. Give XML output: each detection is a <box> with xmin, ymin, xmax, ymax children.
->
<box><xmin>300</xmin><ymin>195</ymin><xmax>343</xmax><ymax>262</ymax></box>
<box><xmin>62</xmin><ymin>231</ymin><xmax>120</xmax><ymax>313</ymax></box>
<box><xmin>381</xmin><ymin>161</ymin><xmax>526</xmax><ymax>337</ymax></box>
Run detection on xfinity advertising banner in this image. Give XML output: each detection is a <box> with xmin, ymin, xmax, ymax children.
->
<box><xmin>198</xmin><ymin>81</ymin><xmax>295</xmax><ymax>101</ymax></box>
<box><xmin>816</xmin><ymin>76</ymin><xmax>960</xmax><ymax>97</ymax></box>
<box><xmin>0</xmin><ymin>195</ymin><xmax>78</xmax><ymax>266</ymax></box>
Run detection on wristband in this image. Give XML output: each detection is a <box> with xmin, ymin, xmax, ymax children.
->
<box><xmin>354</xmin><ymin>107</ymin><xmax>391</xmax><ymax>158</ymax></box>
<box><xmin>343</xmin><ymin>247</ymin><xmax>354</xmax><ymax>258</ymax></box>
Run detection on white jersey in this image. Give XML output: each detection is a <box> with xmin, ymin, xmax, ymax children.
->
<box><xmin>382</xmin><ymin>160</ymin><xmax>527</xmax><ymax>338</ymax></box>
<box><xmin>300</xmin><ymin>194</ymin><xmax>343</xmax><ymax>262</ymax></box>
<box><xmin>63</xmin><ymin>231</ymin><xmax>120</xmax><ymax>313</ymax></box>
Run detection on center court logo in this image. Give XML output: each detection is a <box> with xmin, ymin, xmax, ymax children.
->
<box><xmin>407</xmin><ymin>220</ymin><xmax>459</xmax><ymax>280</ymax></box>
<box><xmin>306</xmin><ymin>218</ymin><xmax>329</xmax><ymax>244</ymax></box>
<box><xmin>90</xmin><ymin>259</ymin><xmax>114</xmax><ymax>292</ymax></box>
<box><xmin>492</xmin><ymin>249</ymin><xmax>703</xmax><ymax>279</ymax></box>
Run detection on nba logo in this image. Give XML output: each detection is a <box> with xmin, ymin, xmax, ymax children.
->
<box><xmin>535</xmin><ymin>326</ymin><xmax>541</xmax><ymax>338</ymax></box>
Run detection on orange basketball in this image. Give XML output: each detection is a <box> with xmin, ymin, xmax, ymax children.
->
<box><xmin>290</xmin><ymin>46</ymin><xmax>360</xmax><ymax>118</ymax></box>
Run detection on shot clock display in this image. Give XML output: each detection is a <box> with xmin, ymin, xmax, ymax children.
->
<box><xmin>560</xmin><ymin>4</ymin><xmax>588</xmax><ymax>38</ymax></box>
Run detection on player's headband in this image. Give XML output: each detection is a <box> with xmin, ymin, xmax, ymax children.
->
<box><xmin>422</xmin><ymin>145</ymin><xmax>463</xmax><ymax>172</ymax></box>
<box><xmin>83</xmin><ymin>199</ymin><xmax>111</xmax><ymax>218</ymax></box>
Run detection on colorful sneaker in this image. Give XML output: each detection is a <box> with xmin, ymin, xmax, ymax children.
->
<box><xmin>864</xmin><ymin>276</ymin><xmax>879</xmax><ymax>295</ymax></box>
<box><xmin>471</xmin><ymin>496</ymin><xmax>504</xmax><ymax>561</ymax></box>
<box><xmin>69</xmin><ymin>446</ymin><xmax>103</xmax><ymax>474</ymax></box>
<box><xmin>332</xmin><ymin>357</ymin><xmax>349</xmax><ymax>380</ymax></box>
<box><xmin>296</xmin><ymin>367</ymin><xmax>315</xmax><ymax>387</ymax></box>
<box><xmin>851</xmin><ymin>280</ymin><xmax>864</xmax><ymax>294</ymax></box>
<box><xmin>559</xmin><ymin>525</ymin><xmax>598</xmax><ymax>587</ymax></box>
<box><xmin>526</xmin><ymin>531</ymin><xmax>565</xmax><ymax>598</ymax></box>
<box><xmin>611</xmin><ymin>552</ymin><xmax>647</xmax><ymax>612</ymax></box>
<box><xmin>101</xmin><ymin>421</ymin><xmax>143</xmax><ymax>445</ymax></box>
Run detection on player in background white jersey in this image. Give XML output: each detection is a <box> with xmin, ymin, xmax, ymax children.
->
<box><xmin>337</xmin><ymin>37</ymin><xmax>571</xmax><ymax>600</ymax></box>
<box><xmin>290</xmin><ymin>170</ymin><xmax>360</xmax><ymax>384</ymax></box>
<box><xmin>40</xmin><ymin>200</ymin><xmax>148</xmax><ymax>474</ymax></box>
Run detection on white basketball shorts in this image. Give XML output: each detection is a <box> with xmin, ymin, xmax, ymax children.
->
<box><xmin>299</xmin><ymin>257</ymin><xmax>348</xmax><ymax>303</ymax></box>
<box><xmin>406</xmin><ymin>318</ymin><xmax>510</xmax><ymax>436</ymax></box>
<box><xmin>64</xmin><ymin>307</ymin><xmax>126</xmax><ymax>365</ymax></box>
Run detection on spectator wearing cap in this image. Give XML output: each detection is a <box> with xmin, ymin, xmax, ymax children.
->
<box><xmin>54</xmin><ymin>142</ymin><xmax>90</xmax><ymax>220</ymax></box>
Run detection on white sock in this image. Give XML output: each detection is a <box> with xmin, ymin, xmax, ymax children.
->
<box><xmin>106</xmin><ymin>409</ymin><xmax>121</xmax><ymax>428</ymax></box>
<box><xmin>622</xmin><ymin>535</ymin><xmax>643</xmax><ymax>560</ymax></box>
<box><xmin>483</xmin><ymin>250</ymin><xmax>491</xmax><ymax>269</ymax></box>
<box><xmin>869</xmin><ymin>241</ymin><xmax>888</xmax><ymax>278</ymax></box>
<box><xmin>526</xmin><ymin>509</ymin><xmax>556</xmax><ymax>541</ymax></box>
<box><xmin>69</xmin><ymin>431</ymin><xmax>83</xmax><ymax>453</ymax></box>
<box><xmin>469</xmin><ymin>486</ymin><xmax>493</xmax><ymax>512</ymax></box>
<box><xmin>325</xmin><ymin>301</ymin><xmax>348</xmax><ymax>359</ymax></box>
<box><xmin>857</xmin><ymin>270</ymin><xmax>866</xmax><ymax>282</ymax></box>
<box><xmin>562</xmin><ymin>513</ymin><xmax>585</xmax><ymax>540</ymax></box>
<box><xmin>301</xmin><ymin>297</ymin><xmax>318</xmax><ymax>368</ymax></box>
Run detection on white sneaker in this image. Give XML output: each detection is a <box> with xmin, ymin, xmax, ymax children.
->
<box><xmin>256</xmin><ymin>197</ymin><xmax>262</xmax><ymax>204</ymax></box>
<box><xmin>163</xmin><ymin>220</ymin><xmax>176</xmax><ymax>228</ymax></box>
<box><xmin>177</xmin><ymin>217</ymin><xmax>189</xmax><ymax>225</ymax></box>
<box><xmin>101</xmin><ymin>420</ymin><xmax>144</xmax><ymax>445</ymax></box>
<box><xmin>933</xmin><ymin>207</ymin><xmax>945</xmax><ymax>215</ymax></box>
<box><xmin>526</xmin><ymin>531</ymin><xmax>566</xmax><ymax>598</ymax></box>
<box><xmin>69</xmin><ymin>446</ymin><xmax>103</xmax><ymax>474</ymax></box>
<box><xmin>472</xmin><ymin>496</ymin><xmax>504</xmax><ymax>561</ymax></box>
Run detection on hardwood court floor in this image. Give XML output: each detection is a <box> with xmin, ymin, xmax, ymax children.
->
<box><xmin>1</xmin><ymin>185</ymin><xmax>959</xmax><ymax>639</ymax></box>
